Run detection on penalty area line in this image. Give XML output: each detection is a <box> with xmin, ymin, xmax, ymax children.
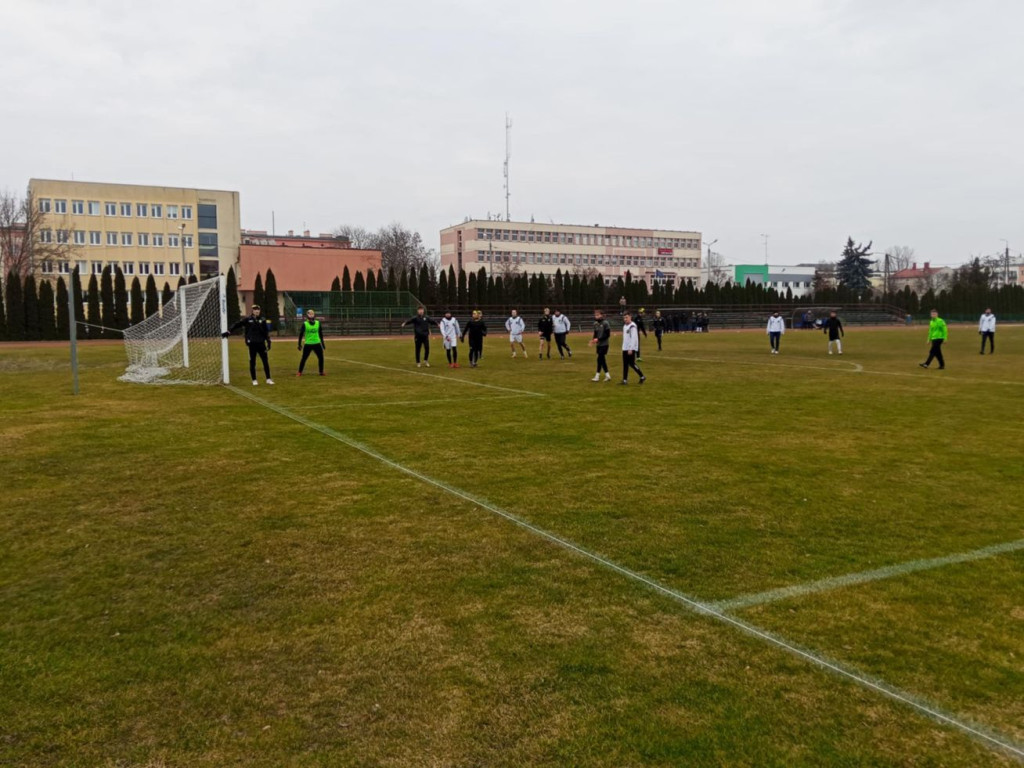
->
<box><xmin>227</xmin><ymin>384</ymin><xmax>1024</xmax><ymax>762</ymax></box>
<box><xmin>291</xmin><ymin>393</ymin><xmax>536</xmax><ymax>410</ymax></box>
<box><xmin>326</xmin><ymin>356</ymin><xmax>548</xmax><ymax>397</ymax></box>
<box><xmin>710</xmin><ymin>538</ymin><xmax>1024</xmax><ymax>612</ymax></box>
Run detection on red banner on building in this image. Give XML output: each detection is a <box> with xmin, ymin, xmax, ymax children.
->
<box><xmin>657</xmin><ymin>247</ymin><xmax>673</xmax><ymax>255</ymax></box>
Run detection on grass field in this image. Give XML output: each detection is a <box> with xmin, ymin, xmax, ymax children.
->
<box><xmin>2</xmin><ymin>323</ymin><xmax>1022</xmax><ymax>766</ymax></box>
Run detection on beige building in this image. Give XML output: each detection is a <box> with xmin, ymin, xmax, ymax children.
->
<box><xmin>440</xmin><ymin>220</ymin><xmax>702</xmax><ymax>288</ymax></box>
<box><xmin>29</xmin><ymin>179</ymin><xmax>240</xmax><ymax>286</ymax></box>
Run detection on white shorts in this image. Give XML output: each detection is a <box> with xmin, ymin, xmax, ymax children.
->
<box><xmin>443</xmin><ymin>336</ymin><xmax>457</xmax><ymax>350</ymax></box>
<box><xmin>509</xmin><ymin>333</ymin><xmax>523</xmax><ymax>343</ymax></box>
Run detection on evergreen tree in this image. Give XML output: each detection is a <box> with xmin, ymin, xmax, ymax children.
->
<box><xmin>446</xmin><ymin>265</ymin><xmax>457</xmax><ymax>306</ymax></box>
<box><xmin>253</xmin><ymin>273</ymin><xmax>265</xmax><ymax>313</ymax></box>
<box><xmin>377</xmin><ymin>268</ymin><xmax>385</xmax><ymax>290</ymax></box>
<box><xmin>130</xmin><ymin>277</ymin><xmax>144</xmax><ymax>326</ymax></box>
<box><xmin>468</xmin><ymin>271</ymin><xmax>478</xmax><ymax>306</ymax></box>
<box><xmin>145</xmin><ymin>275</ymin><xmax>159</xmax><ymax>319</ymax></box>
<box><xmin>86</xmin><ymin>274</ymin><xmax>101</xmax><ymax>338</ymax></box>
<box><xmin>177</xmin><ymin>276</ymin><xmax>186</xmax><ymax>289</ymax></box>
<box><xmin>342</xmin><ymin>266</ymin><xmax>352</xmax><ymax>292</ymax></box>
<box><xmin>353</xmin><ymin>270</ymin><xmax>365</xmax><ymax>292</ymax></box>
<box><xmin>113</xmin><ymin>267</ymin><xmax>129</xmax><ymax>330</ymax></box>
<box><xmin>331</xmin><ymin>275</ymin><xmax>341</xmax><ymax>292</ymax></box>
<box><xmin>418</xmin><ymin>264</ymin><xmax>431</xmax><ymax>305</ymax></box>
<box><xmin>399</xmin><ymin>267</ymin><xmax>409</xmax><ymax>293</ymax></box>
<box><xmin>100</xmin><ymin>266</ymin><xmax>115</xmax><ymax>338</ymax></box>
<box><xmin>437</xmin><ymin>269</ymin><xmax>448</xmax><ymax>306</ymax></box>
<box><xmin>263</xmin><ymin>269</ymin><xmax>280</xmax><ymax>332</ymax></box>
<box><xmin>38</xmin><ymin>280</ymin><xmax>56</xmax><ymax>340</ymax></box>
<box><xmin>70</xmin><ymin>269</ymin><xmax>84</xmax><ymax>337</ymax></box>
<box><xmin>187</xmin><ymin>274</ymin><xmax>198</xmax><ymax>285</ymax></box>
<box><xmin>835</xmin><ymin>237</ymin><xmax>875</xmax><ymax>298</ymax></box>
<box><xmin>386</xmin><ymin>266</ymin><xmax>397</xmax><ymax>292</ymax></box>
<box><xmin>457</xmin><ymin>269</ymin><xmax>468</xmax><ymax>307</ymax></box>
<box><xmin>224</xmin><ymin>267</ymin><xmax>241</xmax><ymax>327</ymax></box>
<box><xmin>6</xmin><ymin>271</ymin><xmax>25</xmax><ymax>341</ymax></box>
<box><xmin>0</xmin><ymin>274</ymin><xmax>6</xmax><ymax>340</ymax></box>
<box><xmin>407</xmin><ymin>266</ymin><xmax>418</xmax><ymax>299</ymax></box>
<box><xmin>366</xmin><ymin>270</ymin><xmax>377</xmax><ymax>291</ymax></box>
<box><xmin>161</xmin><ymin>282</ymin><xmax>174</xmax><ymax>311</ymax></box>
<box><xmin>56</xmin><ymin>277</ymin><xmax>69</xmax><ymax>339</ymax></box>
<box><xmin>23</xmin><ymin>274</ymin><xmax>40</xmax><ymax>341</ymax></box>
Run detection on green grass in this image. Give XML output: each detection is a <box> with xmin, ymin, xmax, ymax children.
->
<box><xmin>1</xmin><ymin>324</ymin><xmax>1022</xmax><ymax>766</ymax></box>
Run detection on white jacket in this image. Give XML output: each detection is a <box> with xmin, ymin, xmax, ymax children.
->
<box><xmin>553</xmin><ymin>314</ymin><xmax>571</xmax><ymax>333</ymax></box>
<box><xmin>766</xmin><ymin>315</ymin><xmax>786</xmax><ymax>334</ymax></box>
<box><xmin>505</xmin><ymin>315</ymin><xmax>525</xmax><ymax>335</ymax></box>
<box><xmin>439</xmin><ymin>316</ymin><xmax>461</xmax><ymax>346</ymax></box>
<box><xmin>979</xmin><ymin>313</ymin><xmax>996</xmax><ymax>333</ymax></box>
<box><xmin>622</xmin><ymin>321</ymin><xmax>639</xmax><ymax>352</ymax></box>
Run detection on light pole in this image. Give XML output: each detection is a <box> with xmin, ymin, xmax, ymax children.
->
<box><xmin>704</xmin><ymin>238</ymin><xmax>718</xmax><ymax>288</ymax></box>
<box><xmin>177</xmin><ymin>222</ymin><xmax>190</xmax><ymax>367</ymax></box>
<box><xmin>179</xmin><ymin>222</ymin><xmax>187</xmax><ymax>283</ymax></box>
<box><xmin>1000</xmin><ymin>239</ymin><xmax>1009</xmax><ymax>286</ymax></box>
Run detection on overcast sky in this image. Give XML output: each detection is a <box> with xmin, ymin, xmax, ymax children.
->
<box><xmin>2</xmin><ymin>0</ymin><xmax>1021</xmax><ymax>266</ymax></box>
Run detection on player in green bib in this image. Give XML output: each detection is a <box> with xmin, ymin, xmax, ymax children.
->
<box><xmin>297</xmin><ymin>308</ymin><xmax>326</xmax><ymax>376</ymax></box>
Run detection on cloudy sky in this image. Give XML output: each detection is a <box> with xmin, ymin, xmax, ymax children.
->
<box><xmin>2</xmin><ymin>0</ymin><xmax>1021</xmax><ymax>266</ymax></box>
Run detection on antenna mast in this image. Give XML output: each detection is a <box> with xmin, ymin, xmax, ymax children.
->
<box><xmin>503</xmin><ymin>113</ymin><xmax>512</xmax><ymax>222</ymax></box>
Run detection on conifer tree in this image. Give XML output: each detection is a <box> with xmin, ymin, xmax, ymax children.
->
<box><xmin>161</xmin><ymin>282</ymin><xmax>174</xmax><ymax>310</ymax></box>
<box><xmin>468</xmin><ymin>271</ymin><xmax>478</xmax><ymax>306</ymax></box>
<box><xmin>56</xmin><ymin>277</ymin><xmax>69</xmax><ymax>339</ymax></box>
<box><xmin>71</xmin><ymin>269</ymin><xmax>84</xmax><ymax>336</ymax></box>
<box><xmin>353</xmin><ymin>270</ymin><xmax>365</xmax><ymax>292</ymax></box>
<box><xmin>113</xmin><ymin>266</ymin><xmax>129</xmax><ymax>330</ymax></box>
<box><xmin>331</xmin><ymin>275</ymin><xmax>341</xmax><ymax>291</ymax></box>
<box><xmin>0</xmin><ymin>274</ymin><xmax>7</xmax><ymax>340</ymax></box>
<box><xmin>100</xmin><ymin>266</ymin><xmax>115</xmax><ymax>338</ymax></box>
<box><xmin>377</xmin><ymin>268</ymin><xmax>385</xmax><ymax>289</ymax></box>
<box><xmin>263</xmin><ymin>269</ymin><xmax>280</xmax><ymax>332</ymax></box>
<box><xmin>342</xmin><ymin>266</ymin><xmax>352</xmax><ymax>292</ymax></box>
<box><xmin>86</xmin><ymin>274</ymin><xmax>101</xmax><ymax>338</ymax></box>
<box><xmin>253</xmin><ymin>273</ymin><xmax>265</xmax><ymax>313</ymax></box>
<box><xmin>418</xmin><ymin>264</ymin><xmax>431</xmax><ymax>305</ymax></box>
<box><xmin>38</xmin><ymin>280</ymin><xmax>56</xmax><ymax>340</ymax></box>
<box><xmin>447</xmin><ymin>265</ymin><xmax>457</xmax><ymax>306</ymax></box>
<box><xmin>399</xmin><ymin>267</ymin><xmax>409</xmax><ymax>293</ymax></box>
<box><xmin>457</xmin><ymin>269</ymin><xmax>468</xmax><ymax>307</ymax></box>
<box><xmin>836</xmin><ymin>237</ymin><xmax>875</xmax><ymax>298</ymax></box>
<box><xmin>438</xmin><ymin>270</ymin><xmax>449</xmax><ymax>305</ymax></box>
<box><xmin>23</xmin><ymin>274</ymin><xmax>40</xmax><ymax>341</ymax></box>
<box><xmin>145</xmin><ymin>275</ymin><xmax>159</xmax><ymax>318</ymax></box>
<box><xmin>6</xmin><ymin>271</ymin><xmax>25</xmax><ymax>341</ymax></box>
<box><xmin>366</xmin><ymin>270</ymin><xmax>377</xmax><ymax>291</ymax></box>
<box><xmin>130</xmin><ymin>277</ymin><xmax>145</xmax><ymax>326</ymax></box>
<box><xmin>224</xmin><ymin>268</ymin><xmax>241</xmax><ymax>326</ymax></box>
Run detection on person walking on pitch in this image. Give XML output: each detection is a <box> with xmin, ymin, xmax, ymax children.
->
<box><xmin>461</xmin><ymin>310</ymin><xmax>488</xmax><ymax>367</ymax></box>
<box><xmin>979</xmin><ymin>308</ymin><xmax>996</xmax><ymax>354</ymax></box>
<box><xmin>766</xmin><ymin>311</ymin><xmax>785</xmax><ymax>354</ymax></box>
<box><xmin>402</xmin><ymin>305</ymin><xmax>439</xmax><ymax>367</ymax></box>
<box><xmin>590</xmin><ymin>308</ymin><xmax>612</xmax><ymax>381</ymax></box>
<box><xmin>823</xmin><ymin>311</ymin><xmax>844</xmax><ymax>354</ymax></box>
<box><xmin>620</xmin><ymin>312</ymin><xmax>646</xmax><ymax>385</ymax></box>
<box><xmin>537</xmin><ymin>307</ymin><xmax>554</xmax><ymax>359</ymax></box>
<box><xmin>552</xmin><ymin>309</ymin><xmax>572</xmax><ymax>358</ymax></box>
<box><xmin>920</xmin><ymin>309</ymin><xmax>947</xmax><ymax>369</ymax></box>
<box><xmin>224</xmin><ymin>303</ymin><xmax>274</xmax><ymax>385</ymax></box>
<box><xmin>297</xmin><ymin>308</ymin><xmax>326</xmax><ymax>376</ymax></box>
<box><xmin>651</xmin><ymin>310</ymin><xmax>666</xmax><ymax>351</ymax></box>
<box><xmin>439</xmin><ymin>310</ymin><xmax>461</xmax><ymax>368</ymax></box>
<box><xmin>506</xmin><ymin>309</ymin><xmax>528</xmax><ymax>358</ymax></box>
<box><xmin>634</xmin><ymin>308</ymin><xmax>649</xmax><ymax>360</ymax></box>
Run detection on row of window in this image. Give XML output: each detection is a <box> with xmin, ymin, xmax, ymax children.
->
<box><xmin>475</xmin><ymin>250</ymin><xmax>700</xmax><ymax>269</ymax></box>
<box><xmin>472</xmin><ymin>229</ymin><xmax>699</xmax><ymax>250</ymax></box>
<box><xmin>770</xmin><ymin>281</ymin><xmax>811</xmax><ymax>289</ymax></box>
<box><xmin>40</xmin><ymin>260</ymin><xmax>195</xmax><ymax>277</ymax></box>
<box><xmin>38</xmin><ymin>198</ymin><xmax>195</xmax><ymax>220</ymax></box>
<box><xmin>38</xmin><ymin>229</ymin><xmax>193</xmax><ymax>248</ymax></box>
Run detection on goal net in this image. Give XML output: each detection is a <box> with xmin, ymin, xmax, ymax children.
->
<box><xmin>119</xmin><ymin>276</ymin><xmax>230</xmax><ymax>385</ymax></box>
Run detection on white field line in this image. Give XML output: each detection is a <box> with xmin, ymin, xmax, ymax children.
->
<box><xmin>659</xmin><ymin>355</ymin><xmax>1024</xmax><ymax>385</ymax></box>
<box><xmin>326</xmin><ymin>356</ymin><xmax>548</xmax><ymax>397</ymax></box>
<box><xmin>710</xmin><ymin>539</ymin><xmax>1024</xmax><ymax>612</ymax></box>
<box><xmin>292</xmin><ymin>393</ymin><xmax>533</xmax><ymax>410</ymax></box>
<box><xmin>228</xmin><ymin>384</ymin><xmax>1023</xmax><ymax>761</ymax></box>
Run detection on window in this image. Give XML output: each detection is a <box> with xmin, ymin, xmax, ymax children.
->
<box><xmin>152</xmin><ymin>233</ymin><xmax>164</xmax><ymax>247</ymax></box>
<box><xmin>182</xmin><ymin>235</ymin><xmax>193</xmax><ymax>248</ymax></box>
<box><xmin>88</xmin><ymin>201</ymin><xmax>101</xmax><ymax>215</ymax></box>
<box><xmin>76</xmin><ymin>260</ymin><xmax>87</xmax><ymax>273</ymax></box>
<box><xmin>123</xmin><ymin>262</ymin><xmax>135</xmax><ymax>275</ymax></box>
<box><xmin>169</xmin><ymin>262</ymin><xmax>181</xmax><ymax>276</ymax></box>
<box><xmin>136</xmin><ymin>203</ymin><xmax>148</xmax><ymax>217</ymax></box>
<box><xmin>181</xmin><ymin>205</ymin><xmax>193</xmax><ymax>220</ymax></box>
<box><xmin>40</xmin><ymin>261</ymin><xmax>54</xmax><ymax>273</ymax></box>
<box><xmin>105</xmin><ymin>202</ymin><xmax>117</xmax><ymax>216</ymax></box>
<box><xmin>120</xmin><ymin>203</ymin><xmax>132</xmax><ymax>217</ymax></box>
<box><xmin>89</xmin><ymin>231</ymin><xmax>101</xmax><ymax>245</ymax></box>
<box><xmin>168</xmin><ymin>234</ymin><xmax>179</xmax><ymax>247</ymax></box>
<box><xmin>186</xmin><ymin>263</ymin><xmax>195</xmax><ymax>276</ymax></box>
<box><xmin>121</xmin><ymin>232</ymin><xmax>133</xmax><ymax>246</ymax></box>
<box><xmin>198</xmin><ymin>232</ymin><xmax>218</xmax><ymax>256</ymax></box>
<box><xmin>197</xmin><ymin>204</ymin><xmax>217</xmax><ymax>228</ymax></box>
<box><xmin>73</xmin><ymin>230</ymin><xmax>86</xmax><ymax>245</ymax></box>
<box><xmin>138</xmin><ymin>233</ymin><xmax>149</xmax><ymax>246</ymax></box>
<box><xmin>139</xmin><ymin>262</ymin><xmax>150</xmax><ymax>275</ymax></box>
<box><xmin>57</xmin><ymin>230</ymin><xmax>69</xmax><ymax>244</ymax></box>
<box><xmin>107</xmin><ymin>232</ymin><xmax>119</xmax><ymax>246</ymax></box>
<box><xmin>39</xmin><ymin>229</ymin><xmax>53</xmax><ymax>243</ymax></box>
<box><xmin>39</xmin><ymin>198</ymin><xmax>52</xmax><ymax>213</ymax></box>
<box><xmin>92</xmin><ymin>261</ymin><xmax>103</xmax><ymax>275</ymax></box>
<box><xmin>72</xmin><ymin>200</ymin><xmax>84</xmax><ymax>214</ymax></box>
<box><xmin>58</xmin><ymin>261</ymin><xmax>71</xmax><ymax>275</ymax></box>
<box><xmin>167</xmin><ymin>205</ymin><xmax>179</xmax><ymax>219</ymax></box>
<box><xmin>151</xmin><ymin>204</ymin><xmax>162</xmax><ymax>218</ymax></box>
<box><xmin>54</xmin><ymin>199</ymin><xmax>67</xmax><ymax>213</ymax></box>
<box><xmin>153</xmin><ymin>262</ymin><xmax>165</xmax><ymax>276</ymax></box>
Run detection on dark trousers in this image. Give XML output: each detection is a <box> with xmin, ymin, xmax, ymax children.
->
<box><xmin>445</xmin><ymin>345</ymin><xmax>459</xmax><ymax>364</ymax></box>
<box><xmin>415</xmin><ymin>335</ymin><xmax>430</xmax><ymax>363</ymax></box>
<box><xmin>469</xmin><ymin>342</ymin><xmax>483</xmax><ymax>365</ymax></box>
<box><xmin>596</xmin><ymin>346</ymin><xmax>609</xmax><ymax>373</ymax></box>
<box><xmin>299</xmin><ymin>344</ymin><xmax>324</xmax><ymax>373</ymax></box>
<box><xmin>769</xmin><ymin>332</ymin><xmax>781</xmax><ymax>351</ymax></box>
<box><xmin>981</xmin><ymin>331</ymin><xmax>994</xmax><ymax>353</ymax></box>
<box><xmin>655</xmin><ymin>331</ymin><xmax>663</xmax><ymax>350</ymax></box>
<box><xmin>925</xmin><ymin>339</ymin><xmax>945</xmax><ymax>368</ymax></box>
<box><xmin>555</xmin><ymin>333</ymin><xmax>571</xmax><ymax>357</ymax></box>
<box><xmin>622</xmin><ymin>350</ymin><xmax>644</xmax><ymax>381</ymax></box>
<box><xmin>248</xmin><ymin>344</ymin><xmax>271</xmax><ymax>380</ymax></box>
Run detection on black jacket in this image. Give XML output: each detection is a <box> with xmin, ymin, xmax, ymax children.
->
<box><xmin>538</xmin><ymin>316</ymin><xmax>554</xmax><ymax>336</ymax></box>
<box><xmin>403</xmin><ymin>315</ymin><xmax>438</xmax><ymax>337</ymax></box>
<box><xmin>229</xmin><ymin>315</ymin><xmax>272</xmax><ymax>347</ymax></box>
<box><xmin>462</xmin><ymin>318</ymin><xmax>488</xmax><ymax>345</ymax></box>
<box><xmin>652</xmin><ymin>317</ymin><xmax>666</xmax><ymax>334</ymax></box>
<box><xmin>823</xmin><ymin>317</ymin><xmax>844</xmax><ymax>339</ymax></box>
<box><xmin>592</xmin><ymin>319</ymin><xmax>611</xmax><ymax>348</ymax></box>
<box><xmin>635</xmin><ymin>314</ymin><xmax>648</xmax><ymax>337</ymax></box>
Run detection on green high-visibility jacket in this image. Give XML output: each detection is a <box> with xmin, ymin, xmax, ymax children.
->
<box><xmin>302</xmin><ymin>320</ymin><xmax>323</xmax><ymax>346</ymax></box>
<box><xmin>928</xmin><ymin>317</ymin><xmax>948</xmax><ymax>341</ymax></box>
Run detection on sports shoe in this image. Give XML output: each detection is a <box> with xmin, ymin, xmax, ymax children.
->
<box><xmin>296</xmin><ymin>371</ymin><xmax>302</xmax><ymax>376</ymax></box>
<box><xmin>639</xmin><ymin>375</ymin><xmax>646</xmax><ymax>385</ymax></box>
<box><xmin>828</xmin><ymin>350</ymin><xmax>833</xmax><ymax>355</ymax></box>
<box><xmin>567</xmin><ymin>349</ymin><xmax>572</xmax><ymax>357</ymax></box>
<box><xmin>512</xmin><ymin>352</ymin><xmax>517</xmax><ymax>358</ymax></box>
<box><xmin>423</xmin><ymin>361</ymin><xmax>430</xmax><ymax>367</ymax></box>
<box><xmin>319</xmin><ymin>372</ymin><xmax>326</xmax><ymax>376</ymax></box>
<box><xmin>919</xmin><ymin>363</ymin><xmax>928</xmax><ymax>368</ymax></box>
<box><xmin>266</xmin><ymin>379</ymin><xmax>274</xmax><ymax>385</ymax></box>
<box><xmin>591</xmin><ymin>373</ymin><xmax>601</xmax><ymax>382</ymax></box>
<box><xmin>453</xmin><ymin>363</ymin><xmax>460</xmax><ymax>368</ymax></box>
<box><xmin>619</xmin><ymin>380</ymin><xmax>628</xmax><ymax>385</ymax></box>
<box><xmin>417</xmin><ymin>362</ymin><xmax>422</xmax><ymax>368</ymax></box>
<box><xmin>252</xmin><ymin>379</ymin><xmax>259</xmax><ymax>386</ymax></box>
<box><xmin>604</xmin><ymin>373</ymin><xmax>611</xmax><ymax>381</ymax></box>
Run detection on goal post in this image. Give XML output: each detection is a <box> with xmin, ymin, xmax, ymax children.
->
<box><xmin>119</xmin><ymin>275</ymin><xmax>230</xmax><ymax>385</ymax></box>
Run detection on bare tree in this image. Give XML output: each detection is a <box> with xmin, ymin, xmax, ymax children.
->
<box><xmin>813</xmin><ymin>260</ymin><xmax>836</xmax><ymax>293</ymax></box>
<box><xmin>0</xmin><ymin>187</ymin><xmax>77</xmax><ymax>279</ymax></box>
<box><xmin>885</xmin><ymin>245</ymin><xmax>915</xmax><ymax>272</ymax></box>
<box><xmin>331</xmin><ymin>225</ymin><xmax>375</xmax><ymax>249</ymax></box>
<box><xmin>704</xmin><ymin>250</ymin><xmax>730</xmax><ymax>285</ymax></box>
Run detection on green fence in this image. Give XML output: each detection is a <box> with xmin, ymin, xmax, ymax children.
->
<box><xmin>283</xmin><ymin>291</ymin><xmax>422</xmax><ymax>336</ymax></box>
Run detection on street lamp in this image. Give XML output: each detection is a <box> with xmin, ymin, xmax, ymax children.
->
<box><xmin>705</xmin><ymin>238</ymin><xmax>718</xmax><ymax>288</ymax></box>
<box><xmin>178</xmin><ymin>222</ymin><xmax>187</xmax><ymax>283</ymax></box>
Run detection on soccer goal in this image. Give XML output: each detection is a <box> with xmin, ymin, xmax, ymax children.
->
<box><xmin>119</xmin><ymin>275</ymin><xmax>230</xmax><ymax>385</ymax></box>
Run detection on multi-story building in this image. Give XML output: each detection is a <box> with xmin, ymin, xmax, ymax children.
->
<box><xmin>734</xmin><ymin>264</ymin><xmax>817</xmax><ymax>298</ymax></box>
<box><xmin>440</xmin><ymin>219</ymin><xmax>702</xmax><ymax>289</ymax></box>
<box><xmin>29</xmin><ymin>179</ymin><xmax>240</xmax><ymax>285</ymax></box>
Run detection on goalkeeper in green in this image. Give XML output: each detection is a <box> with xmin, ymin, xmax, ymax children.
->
<box><xmin>297</xmin><ymin>308</ymin><xmax>326</xmax><ymax>376</ymax></box>
<box><xmin>223</xmin><ymin>304</ymin><xmax>274</xmax><ymax>385</ymax></box>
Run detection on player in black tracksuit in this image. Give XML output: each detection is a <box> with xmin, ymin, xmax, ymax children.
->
<box><xmin>651</xmin><ymin>311</ymin><xmax>666</xmax><ymax>351</ymax></box>
<box><xmin>589</xmin><ymin>309</ymin><xmax>612</xmax><ymax>381</ymax></box>
<box><xmin>823</xmin><ymin>311</ymin><xmax>844</xmax><ymax>355</ymax></box>
<box><xmin>223</xmin><ymin>304</ymin><xmax>274</xmax><ymax>385</ymax></box>
<box><xmin>401</xmin><ymin>306</ymin><xmax>439</xmax><ymax>367</ymax></box>
<box><xmin>461</xmin><ymin>310</ymin><xmax>488</xmax><ymax>367</ymax></box>
<box><xmin>537</xmin><ymin>309</ymin><xmax>554</xmax><ymax>359</ymax></box>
